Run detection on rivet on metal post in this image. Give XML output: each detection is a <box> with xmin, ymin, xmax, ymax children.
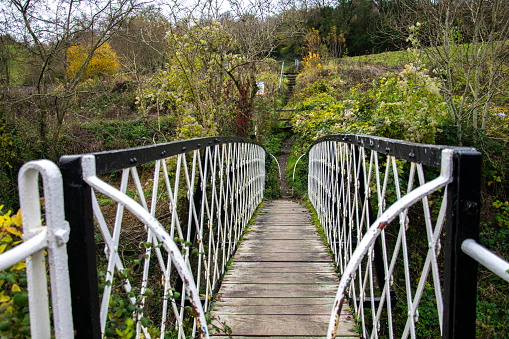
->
<box><xmin>129</xmin><ymin>158</ymin><xmax>137</xmax><ymax>165</ymax></box>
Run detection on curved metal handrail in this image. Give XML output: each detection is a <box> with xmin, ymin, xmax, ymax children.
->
<box><xmin>308</xmin><ymin>133</ymin><xmax>482</xmax><ymax>338</ymax></box>
<box><xmin>61</xmin><ymin>136</ymin><xmax>266</xmax><ymax>338</ymax></box>
<box><xmin>325</xmin><ymin>150</ymin><xmax>454</xmax><ymax>338</ymax></box>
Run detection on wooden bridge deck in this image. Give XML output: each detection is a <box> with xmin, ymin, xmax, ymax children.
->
<box><xmin>210</xmin><ymin>200</ymin><xmax>359</xmax><ymax>338</ymax></box>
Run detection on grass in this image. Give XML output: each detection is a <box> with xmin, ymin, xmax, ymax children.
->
<box><xmin>346</xmin><ymin>49</ymin><xmax>415</xmax><ymax>67</ymax></box>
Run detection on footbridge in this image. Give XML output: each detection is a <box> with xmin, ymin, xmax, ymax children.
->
<box><xmin>3</xmin><ymin>134</ymin><xmax>509</xmax><ymax>338</ymax></box>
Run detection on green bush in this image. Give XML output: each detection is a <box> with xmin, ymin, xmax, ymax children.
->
<box><xmin>292</xmin><ymin>64</ymin><xmax>450</xmax><ymax>152</ymax></box>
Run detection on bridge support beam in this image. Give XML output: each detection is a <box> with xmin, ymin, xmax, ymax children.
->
<box><xmin>60</xmin><ymin>155</ymin><xmax>102</xmax><ymax>339</ymax></box>
<box><xmin>443</xmin><ymin>150</ymin><xmax>482</xmax><ymax>339</ymax></box>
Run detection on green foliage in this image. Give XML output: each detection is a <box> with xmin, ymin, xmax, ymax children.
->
<box><xmin>292</xmin><ymin>64</ymin><xmax>450</xmax><ymax>153</ymax></box>
<box><xmin>261</xmin><ymin>124</ymin><xmax>293</xmax><ymax>200</ymax></box>
<box><xmin>264</xmin><ymin>151</ymin><xmax>282</xmax><ymax>200</ymax></box>
<box><xmin>415</xmin><ymin>282</ymin><xmax>441</xmax><ymax>338</ymax></box>
<box><xmin>139</xmin><ymin>23</ymin><xmax>236</xmax><ymax>138</ymax></box>
<box><xmin>476</xmin><ymin>301</ymin><xmax>509</xmax><ymax>338</ymax></box>
<box><xmin>262</xmin><ymin>124</ymin><xmax>291</xmax><ymax>156</ymax></box>
<box><xmin>493</xmin><ymin>201</ymin><xmax>509</xmax><ymax>229</ymax></box>
<box><xmin>0</xmin><ymin>120</ymin><xmax>18</xmax><ymax>210</ymax></box>
<box><xmin>314</xmin><ymin>3</ymin><xmax>387</xmax><ymax>57</ymax></box>
<box><xmin>287</xmin><ymin>48</ymin><xmax>509</xmax><ymax>338</ymax></box>
<box><xmin>61</xmin><ymin>117</ymin><xmax>177</xmax><ymax>153</ymax></box>
<box><xmin>286</xmin><ymin>149</ymin><xmax>308</xmax><ymax>199</ymax></box>
<box><xmin>99</xmin><ymin>268</ymin><xmax>162</xmax><ymax>338</ymax></box>
<box><xmin>139</xmin><ymin>21</ymin><xmax>282</xmax><ymax>139</ymax></box>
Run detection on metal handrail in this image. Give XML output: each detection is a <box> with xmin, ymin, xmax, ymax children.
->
<box><xmin>308</xmin><ymin>133</ymin><xmax>482</xmax><ymax>339</ymax></box>
<box><xmin>60</xmin><ymin>136</ymin><xmax>266</xmax><ymax>339</ymax></box>
<box><xmin>462</xmin><ymin>239</ymin><xmax>509</xmax><ymax>283</ymax></box>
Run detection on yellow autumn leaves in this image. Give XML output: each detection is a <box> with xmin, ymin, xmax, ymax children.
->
<box><xmin>66</xmin><ymin>43</ymin><xmax>119</xmax><ymax>81</ymax></box>
<box><xmin>0</xmin><ymin>206</ymin><xmax>24</xmax><ymax>270</ymax></box>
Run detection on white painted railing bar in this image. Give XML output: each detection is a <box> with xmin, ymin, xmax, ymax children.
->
<box><xmin>0</xmin><ymin>231</ymin><xmax>47</xmax><ymax>272</ymax></box>
<box><xmin>461</xmin><ymin>239</ymin><xmax>509</xmax><ymax>283</ymax></box>
<box><xmin>5</xmin><ymin>160</ymin><xmax>74</xmax><ymax>338</ymax></box>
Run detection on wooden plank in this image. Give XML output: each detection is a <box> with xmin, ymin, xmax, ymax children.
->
<box><xmin>242</xmin><ymin>232</ymin><xmax>320</xmax><ymax>240</ymax></box>
<box><xmin>210</xmin><ymin>338</ymin><xmax>358</xmax><ymax>339</ymax></box>
<box><xmin>227</xmin><ymin>262</ymin><xmax>335</xmax><ymax>273</ymax></box>
<box><xmin>239</xmin><ymin>243</ymin><xmax>328</xmax><ymax>253</ymax></box>
<box><xmin>211</xmin><ymin>304</ymin><xmax>334</xmax><ymax>315</ymax></box>
<box><xmin>216</xmin><ymin>283</ymin><xmax>337</xmax><ymax>298</ymax></box>
<box><xmin>249</xmin><ymin>224</ymin><xmax>316</xmax><ymax>229</ymax></box>
<box><xmin>210</xmin><ymin>337</ymin><xmax>330</xmax><ymax>339</ymax></box>
<box><xmin>210</xmin><ymin>337</ymin><xmax>357</xmax><ymax>339</ymax></box>
<box><xmin>240</xmin><ymin>238</ymin><xmax>326</xmax><ymax>245</ymax></box>
<box><xmin>211</xmin><ymin>336</ymin><xmax>357</xmax><ymax>339</ymax></box>
<box><xmin>233</xmin><ymin>252</ymin><xmax>332</xmax><ymax>262</ymax></box>
<box><xmin>222</xmin><ymin>271</ymin><xmax>339</xmax><ymax>284</ymax></box>
<box><xmin>210</xmin><ymin>314</ymin><xmax>358</xmax><ymax>337</ymax></box>
<box><xmin>213</xmin><ymin>297</ymin><xmax>337</xmax><ymax>307</ymax></box>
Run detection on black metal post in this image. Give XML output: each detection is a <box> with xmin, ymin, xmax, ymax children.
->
<box><xmin>60</xmin><ymin>155</ymin><xmax>102</xmax><ymax>339</ymax></box>
<box><xmin>443</xmin><ymin>149</ymin><xmax>482</xmax><ymax>339</ymax></box>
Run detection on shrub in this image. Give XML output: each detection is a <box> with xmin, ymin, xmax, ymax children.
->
<box><xmin>66</xmin><ymin>43</ymin><xmax>119</xmax><ymax>81</ymax></box>
<box><xmin>292</xmin><ymin>64</ymin><xmax>450</xmax><ymax>152</ymax></box>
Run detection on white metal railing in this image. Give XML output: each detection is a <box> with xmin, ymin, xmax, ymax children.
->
<box><xmin>461</xmin><ymin>239</ymin><xmax>509</xmax><ymax>283</ymax></box>
<box><xmin>308</xmin><ymin>135</ymin><xmax>482</xmax><ymax>339</ymax></box>
<box><xmin>0</xmin><ymin>160</ymin><xmax>73</xmax><ymax>338</ymax></box>
<box><xmin>62</xmin><ymin>137</ymin><xmax>265</xmax><ymax>339</ymax></box>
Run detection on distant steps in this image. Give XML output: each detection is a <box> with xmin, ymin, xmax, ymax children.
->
<box><xmin>276</xmin><ymin>72</ymin><xmax>298</xmax><ymax>117</ymax></box>
<box><xmin>285</xmin><ymin>72</ymin><xmax>298</xmax><ymax>101</ymax></box>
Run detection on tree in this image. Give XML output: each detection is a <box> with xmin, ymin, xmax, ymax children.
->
<box><xmin>109</xmin><ymin>9</ymin><xmax>170</xmax><ymax>74</ymax></box>
<box><xmin>326</xmin><ymin>26</ymin><xmax>346</xmax><ymax>59</ymax></box>
<box><xmin>152</xmin><ymin>0</ymin><xmax>306</xmax><ymax>137</ymax></box>
<box><xmin>2</xmin><ymin>0</ymin><xmax>141</xmax><ymax>158</ymax></box>
<box><xmin>381</xmin><ymin>0</ymin><xmax>509</xmax><ymax>143</ymax></box>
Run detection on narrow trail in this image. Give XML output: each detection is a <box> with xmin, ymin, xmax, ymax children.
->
<box><xmin>277</xmin><ymin>137</ymin><xmax>293</xmax><ymax>198</ymax></box>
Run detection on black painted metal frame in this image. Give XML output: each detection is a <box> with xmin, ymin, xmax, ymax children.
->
<box><xmin>59</xmin><ymin>136</ymin><xmax>263</xmax><ymax>339</ymax></box>
<box><xmin>310</xmin><ymin>133</ymin><xmax>482</xmax><ymax>339</ymax></box>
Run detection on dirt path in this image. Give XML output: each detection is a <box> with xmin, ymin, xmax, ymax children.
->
<box><xmin>277</xmin><ymin>137</ymin><xmax>293</xmax><ymax>198</ymax></box>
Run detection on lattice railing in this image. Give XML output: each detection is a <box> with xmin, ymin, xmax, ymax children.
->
<box><xmin>60</xmin><ymin>137</ymin><xmax>265</xmax><ymax>339</ymax></box>
<box><xmin>308</xmin><ymin>134</ymin><xmax>482</xmax><ymax>339</ymax></box>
